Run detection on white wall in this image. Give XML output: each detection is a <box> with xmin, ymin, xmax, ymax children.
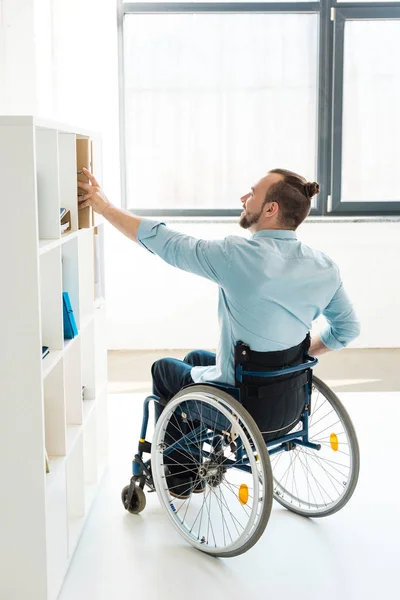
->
<box><xmin>0</xmin><ymin>0</ymin><xmax>121</xmax><ymax>203</ymax></box>
<box><xmin>105</xmin><ymin>218</ymin><xmax>400</xmax><ymax>350</ymax></box>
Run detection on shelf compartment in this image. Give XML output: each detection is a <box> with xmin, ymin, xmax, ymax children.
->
<box><xmin>78</xmin><ymin>228</ymin><xmax>95</xmax><ymax>324</ymax></box>
<box><xmin>42</xmin><ymin>349</ymin><xmax>63</xmax><ymax>380</ymax></box>
<box><xmin>68</xmin><ymin>516</ymin><xmax>86</xmax><ymax>560</ymax></box>
<box><xmin>46</xmin><ymin>455</ymin><xmax>65</xmax><ymax>491</ymax></box>
<box><xmin>76</xmin><ymin>136</ymin><xmax>94</xmax><ymax>229</ymax></box>
<box><xmin>44</xmin><ymin>359</ymin><xmax>66</xmax><ymax>456</ymax></box>
<box><xmin>80</xmin><ymin>312</ymin><xmax>94</xmax><ymax>334</ymax></box>
<box><xmin>40</xmin><ymin>246</ymin><xmax>64</xmax><ymax>351</ymax></box>
<box><xmin>83</xmin><ymin>398</ymin><xmax>96</xmax><ymax>424</ymax></box>
<box><xmin>66</xmin><ymin>434</ymin><xmax>85</xmax><ymax>557</ymax></box>
<box><xmin>83</xmin><ymin>407</ymin><xmax>98</xmax><ymax>513</ymax></box>
<box><xmin>96</xmin><ymin>385</ymin><xmax>108</xmax><ymax>465</ymax></box>
<box><xmin>94</xmin><ymin>303</ymin><xmax>108</xmax><ymax>390</ymax></box>
<box><xmin>59</xmin><ymin>132</ymin><xmax>79</xmax><ymax>234</ymax></box>
<box><xmin>81</xmin><ymin>318</ymin><xmax>96</xmax><ymax>400</ymax></box>
<box><xmin>64</xmin><ymin>336</ymin><xmax>83</xmax><ymax>426</ymax></box>
<box><xmin>66</xmin><ymin>424</ymin><xmax>81</xmax><ymax>454</ymax></box>
<box><xmin>62</xmin><ymin>235</ymin><xmax>80</xmax><ymax>332</ymax></box>
<box><xmin>93</xmin><ymin>224</ymin><xmax>105</xmax><ymax>302</ymax></box>
<box><xmin>35</xmin><ymin>127</ymin><xmax>60</xmax><ymax>241</ymax></box>
<box><xmin>46</xmin><ymin>461</ymin><xmax>68</xmax><ymax>600</ymax></box>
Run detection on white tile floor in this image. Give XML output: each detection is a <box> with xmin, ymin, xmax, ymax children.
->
<box><xmin>59</xmin><ymin>392</ymin><xmax>400</xmax><ymax>600</ymax></box>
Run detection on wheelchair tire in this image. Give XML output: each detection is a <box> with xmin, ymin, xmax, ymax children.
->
<box><xmin>271</xmin><ymin>375</ymin><xmax>360</xmax><ymax>518</ymax></box>
<box><xmin>121</xmin><ymin>484</ymin><xmax>147</xmax><ymax>514</ymax></box>
<box><xmin>151</xmin><ymin>385</ymin><xmax>273</xmax><ymax>557</ymax></box>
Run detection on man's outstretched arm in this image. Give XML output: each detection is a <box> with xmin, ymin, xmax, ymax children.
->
<box><xmin>78</xmin><ymin>169</ymin><xmax>231</xmax><ymax>286</ymax></box>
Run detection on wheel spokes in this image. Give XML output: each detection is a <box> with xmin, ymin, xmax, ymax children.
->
<box><xmin>272</xmin><ymin>381</ymin><xmax>354</xmax><ymax>513</ymax></box>
<box><xmin>153</xmin><ymin>394</ymin><xmax>269</xmax><ymax>553</ymax></box>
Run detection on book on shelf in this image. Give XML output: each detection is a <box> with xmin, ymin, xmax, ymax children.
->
<box><xmin>62</xmin><ymin>292</ymin><xmax>78</xmax><ymax>339</ymax></box>
<box><xmin>42</xmin><ymin>346</ymin><xmax>50</xmax><ymax>360</ymax></box>
<box><xmin>60</xmin><ymin>207</ymin><xmax>71</xmax><ymax>234</ymax></box>
<box><xmin>45</xmin><ymin>449</ymin><xmax>50</xmax><ymax>474</ymax></box>
<box><xmin>76</xmin><ymin>138</ymin><xmax>94</xmax><ymax>229</ymax></box>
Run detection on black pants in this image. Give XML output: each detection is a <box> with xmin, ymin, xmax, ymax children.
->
<box><xmin>151</xmin><ymin>350</ymin><xmax>216</xmax><ymax>477</ymax></box>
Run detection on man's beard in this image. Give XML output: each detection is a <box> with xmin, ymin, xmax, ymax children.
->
<box><xmin>239</xmin><ymin>207</ymin><xmax>263</xmax><ymax>230</ymax></box>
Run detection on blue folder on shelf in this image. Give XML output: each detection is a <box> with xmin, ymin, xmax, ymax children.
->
<box><xmin>63</xmin><ymin>292</ymin><xmax>78</xmax><ymax>339</ymax></box>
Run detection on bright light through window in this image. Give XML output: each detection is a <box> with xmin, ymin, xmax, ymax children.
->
<box><xmin>123</xmin><ymin>13</ymin><xmax>318</xmax><ymax>211</ymax></box>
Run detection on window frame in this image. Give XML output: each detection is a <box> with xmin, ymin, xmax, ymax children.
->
<box><xmin>118</xmin><ymin>0</ymin><xmax>400</xmax><ymax>217</ymax></box>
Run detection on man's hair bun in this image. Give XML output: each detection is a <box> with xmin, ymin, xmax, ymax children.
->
<box><xmin>304</xmin><ymin>181</ymin><xmax>320</xmax><ymax>199</ymax></box>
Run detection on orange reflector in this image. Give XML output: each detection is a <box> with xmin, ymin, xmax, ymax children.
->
<box><xmin>239</xmin><ymin>484</ymin><xmax>249</xmax><ymax>505</ymax></box>
<box><xmin>330</xmin><ymin>433</ymin><xmax>339</xmax><ymax>452</ymax></box>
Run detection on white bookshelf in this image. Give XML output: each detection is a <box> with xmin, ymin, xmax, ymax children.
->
<box><xmin>0</xmin><ymin>116</ymin><xmax>108</xmax><ymax>600</ymax></box>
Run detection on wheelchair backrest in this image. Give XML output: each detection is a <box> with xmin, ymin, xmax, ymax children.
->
<box><xmin>234</xmin><ymin>335</ymin><xmax>317</xmax><ymax>442</ymax></box>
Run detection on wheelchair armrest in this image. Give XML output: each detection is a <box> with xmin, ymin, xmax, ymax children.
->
<box><xmin>236</xmin><ymin>355</ymin><xmax>318</xmax><ymax>383</ymax></box>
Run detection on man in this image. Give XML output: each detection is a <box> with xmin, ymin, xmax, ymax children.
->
<box><xmin>79</xmin><ymin>167</ymin><xmax>360</xmax><ymax>491</ymax></box>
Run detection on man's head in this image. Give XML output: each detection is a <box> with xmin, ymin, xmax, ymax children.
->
<box><xmin>239</xmin><ymin>169</ymin><xmax>320</xmax><ymax>232</ymax></box>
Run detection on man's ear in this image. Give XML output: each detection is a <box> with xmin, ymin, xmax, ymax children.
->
<box><xmin>264</xmin><ymin>201</ymin><xmax>279</xmax><ymax>217</ymax></box>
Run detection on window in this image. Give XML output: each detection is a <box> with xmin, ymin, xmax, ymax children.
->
<box><xmin>341</xmin><ymin>20</ymin><xmax>400</xmax><ymax>203</ymax></box>
<box><xmin>331</xmin><ymin>8</ymin><xmax>400</xmax><ymax>213</ymax></box>
<box><xmin>119</xmin><ymin>1</ymin><xmax>400</xmax><ymax>215</ymax></box>
<box><xmin>123</xmin><ymin>12</ymin><xmax>318</xmax><ymax>212</ymax></box>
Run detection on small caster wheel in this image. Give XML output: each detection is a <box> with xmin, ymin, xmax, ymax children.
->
<box><xmin>121</xmin><ymin>484</ymin><xmax>147</xmax><ymax>514</ymax></box>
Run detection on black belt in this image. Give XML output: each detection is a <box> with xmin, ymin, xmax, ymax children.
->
<box><xmin>245</xmin><ymin>370</ymin><xmax>309</xmax><ymax>400</ymax></box>
<box><xmin>235</xmin><ymin>333</ymin><xmax>311</xmax><ymax>369</ymax></box>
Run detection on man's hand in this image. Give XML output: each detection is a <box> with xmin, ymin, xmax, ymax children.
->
<box><xmin>78</xmin><ymin>168</ymin><xmax>112</xmax><ymax>216</ymax></box>
<box><xmin>309</xmin><ymin>335</ymin><xmax>331</xmax><ymax>357</ymax></box>
<box><xmin>78</xmin><ymin>169</ymin><xmax>142</xmax><ymax>242</ymax></box>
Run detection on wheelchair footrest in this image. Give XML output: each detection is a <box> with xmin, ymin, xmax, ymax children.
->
<box><xmin>138</xmin><ymin>440</ymin><xmax>152</xmax><ymax>454</ymax></box>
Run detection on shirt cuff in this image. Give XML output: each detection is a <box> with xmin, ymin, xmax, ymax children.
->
<box><xmin>320</xmin><ymin>327</ymin><xmax>346</xmax><ymax>351</ymax></box>
<box><xmin>137</xmin><ymin>218</ymin><xmax>166</xmax><ymax>254</ymax></box>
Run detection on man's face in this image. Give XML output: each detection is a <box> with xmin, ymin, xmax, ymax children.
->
<box><xmin>239</xmin><ymin>173</ymin><xmax>282</xmax><ymax>230</ymax></box>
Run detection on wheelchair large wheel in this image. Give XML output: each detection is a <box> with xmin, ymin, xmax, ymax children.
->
<box><xmin>151</xmin><ymin>385</ymin><xmax>273</xmax><ymax>557</ymax></box>
<box><xmin>270</xmin><ymin>375</ymin><xmax>360</xmax><ymax>518</ymax></box>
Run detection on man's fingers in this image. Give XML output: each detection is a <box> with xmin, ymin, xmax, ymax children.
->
<box><xmin>77</xmin><ymin>181</ymin><xmax>90</xmax><ymax>191</ymax></box>
<box><xmin>79</xmin><ymin>193</ymin><xmax>92</xmax><ymax>202</ymax></box>
<box><xmin>82</xmin><ymin>167</ymin><xmax>99</xmax><ymax>187</ymax></box>
<box><xmin>78</xmin><ymin>199</ymin><xmax>90</xmax><ymax>210</ymax></box>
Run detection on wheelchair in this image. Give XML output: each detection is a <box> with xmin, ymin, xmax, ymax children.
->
<box><xmin>121</xmin><ymin>340</ymin><xmax>360</xmax><ymax>558</ymax></box>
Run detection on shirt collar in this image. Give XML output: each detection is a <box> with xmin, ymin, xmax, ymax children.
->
<box><xmin>252</xmin><ymin>229</ymin><xmax>297</xmax><ymax>241</ymax></box>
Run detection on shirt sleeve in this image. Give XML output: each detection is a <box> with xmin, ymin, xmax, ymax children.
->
<box><xmin>320</xmin><ymin>281</ymin><xmax>361</xmax><ymax>350</ymax></box>
<box><xmin>136</xmin><ymin>218</ymin><xmax>231</xmax><ymax>286</ymax></box>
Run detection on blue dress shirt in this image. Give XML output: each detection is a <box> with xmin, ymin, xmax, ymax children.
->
<box><xmin>137</xmin><ymin>219</ymin><xmax>360</xmax><ymax>386</ymax></box>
